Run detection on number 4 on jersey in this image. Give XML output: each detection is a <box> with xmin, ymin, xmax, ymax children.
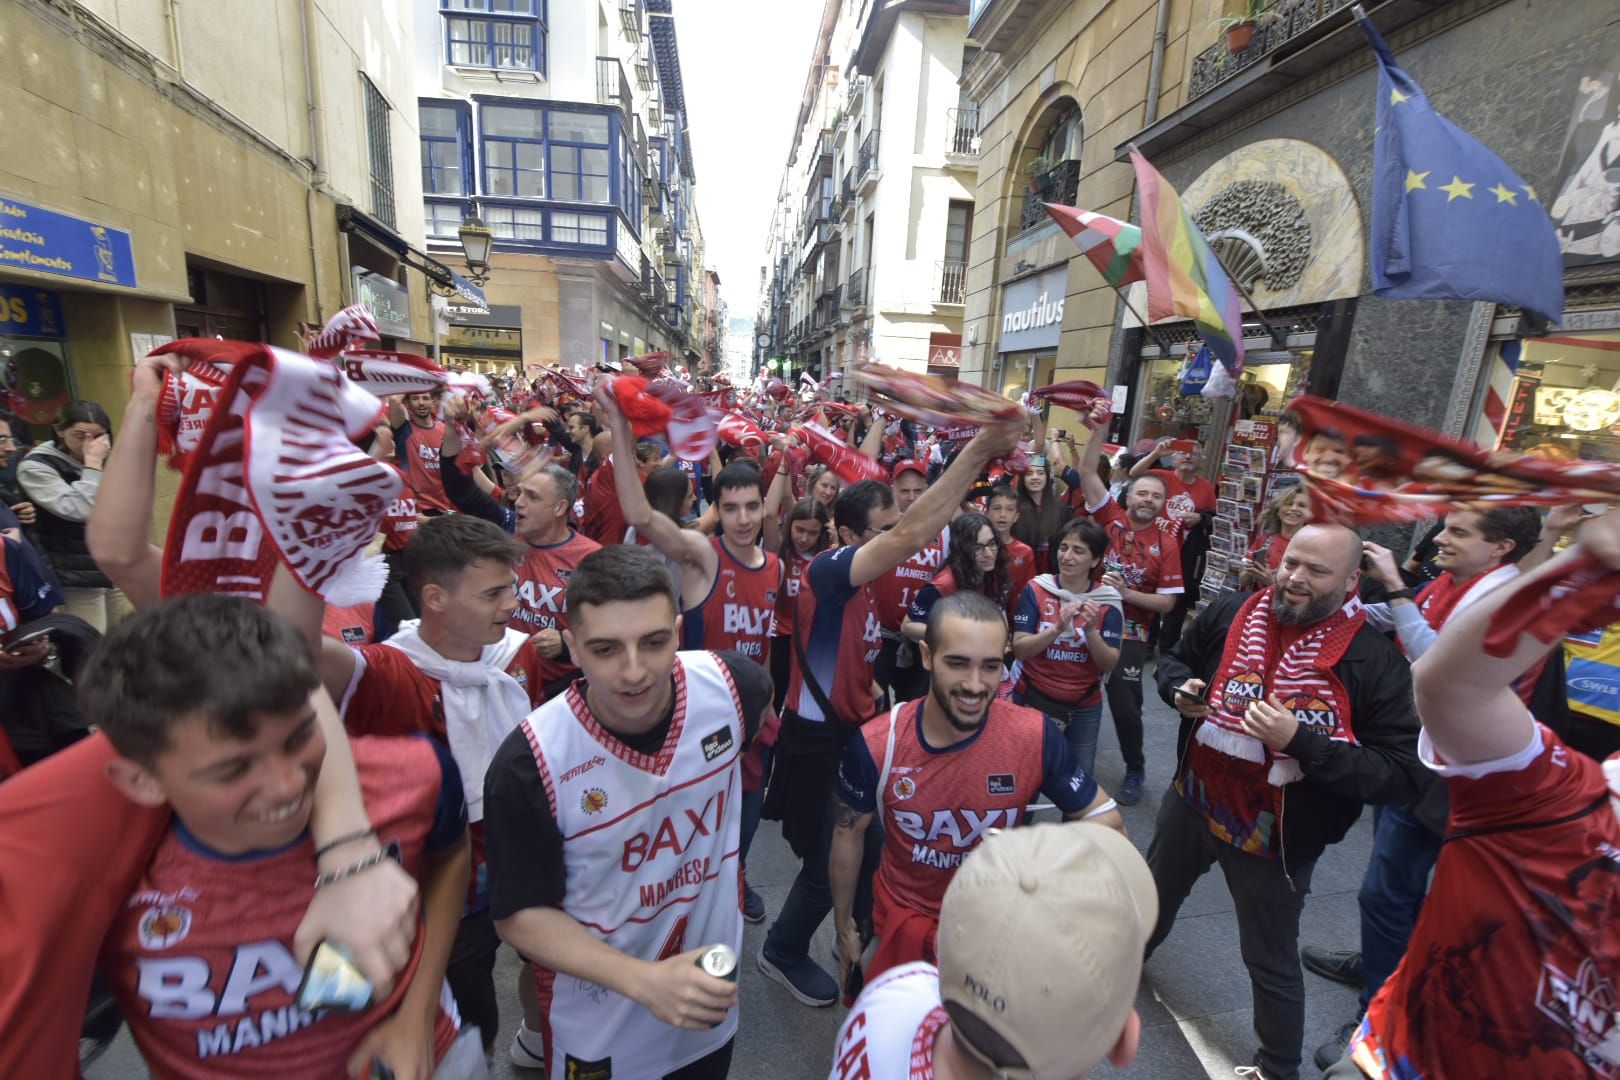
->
<box><xmin>656</xmin><ymin>914</ymin><xmax>690</xmax><ymax>961</ymax></box>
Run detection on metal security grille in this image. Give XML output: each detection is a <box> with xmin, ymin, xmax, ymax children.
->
<box><xmin>362</xmin><ymin>76</ymin><xmax>396</xmax><ymax>229</ymax></box>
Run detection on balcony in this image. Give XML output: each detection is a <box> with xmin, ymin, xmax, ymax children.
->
<box><xmin>936</xmin><ymin>259</ymin><xmax>966</xmax><ymax>305</ymax></box>
<box><xmin>596</xmin><ymin>57</ymin><xmax>633</xmax><ymax>120</ymax></box>
<box><xmin>844</xmin><ymin>268</ymin><xmax>867</xmax><ymax>309</ymax></box>
<box><xmin>1189</xmin><ymin>0</ymin><xmax>1356</xmax><ymax>101</ymax></box>
<box><xmin>946</xmin><ymin>105</ymin><xmax>980</xmax><ymax>157</ymax></box>
<box><xmin>840</xmin><ymin>170</ymin><xmax>855</xmax><ymax>218</ymax></box>
<box><xmin>635</xmin><ymin>52</ymin><xmax>655</xmax><ymax>91</ymax></box>
<box><xmin>856</xmin><ymin>129</ymin><xmax>881</xmax><ymax>193</ymax></box>
<box><xmin>620</xmin><ymin>0</ymin><xmax>643</xmax><ymax>43</ymax></box>
<box><xmin>1019</xmin><ymin>158</ymin><xmax>1081</xmax><ymax>231</ymax></box>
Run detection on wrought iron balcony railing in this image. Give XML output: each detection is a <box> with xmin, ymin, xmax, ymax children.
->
<box><xmin>1018</xmin><ymin>159</ymin><xmax>1081</xmax><ymax>231</ymax></box>
<box><xmin>1188</xmin><ymin>0</ymin><xmax>1356</xmax><ymax>101</ymax></box>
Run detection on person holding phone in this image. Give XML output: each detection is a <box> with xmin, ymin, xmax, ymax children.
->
<box><xmin>85</xmin><ymin>595</ymin><xmax>476</xmax><ymax>1080</ymax></box>
<box><xmin>1243</xmin><ymin>486</ymin><xmax>1313</xmax><ymax>588</ymax></box>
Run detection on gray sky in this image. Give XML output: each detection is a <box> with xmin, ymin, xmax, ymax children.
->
<box><xmin>679</xmin><ymin>0</ymin><xmax>827</xmax><ymax>321</ymax></box>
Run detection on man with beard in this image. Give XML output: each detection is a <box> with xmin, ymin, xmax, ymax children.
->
<box><xmin>1128</xmin><ymin>437</ymin><xmax>1217</xmax><ymax>653</ymax></box>
<box><xmin>1151</xmin><ymin>523</ymin><xmax>1427</xmax><ymax>1080</ymax></box>
<box><xmin>829</xmin><ymin>591</ymin><xmax>1123</xmax><ymax>984</ymax></box>
<box><xmin>1077</xmin><ymin>404</ymin><xmax>1184</xmax><ymax>806</ymax></box>
<box><xmin>389</xmin><ymin>390</ymin><xmax>454</xmax><ymax>514</ymax></box>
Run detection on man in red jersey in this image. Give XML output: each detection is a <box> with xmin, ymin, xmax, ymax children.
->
<box><xmin>508</xmin><ymin>463</ymin><xmax>602</xmax><ymax>697</ymax></box>
<box><xmin>1077</xmin><ymin>403</ymin><xmax>1183</xmax><ymax>806</ymax></box>
<box><xmin>390</xmin><ymin>391</ymin><xmax>454</xmax><ymax>515</ymax></box>
<box><xmin>598</xmin><ymin>385</ymin><xmax>781</xmax><ymax>665</ymax></box>
<box><xmin>580</xmin><ymin>438</ymin><xmax>663</xmax><ymax>545</ymax></box>
<box><xmin>870</xmin><ymin>459</ymin><xmax>947</xmax><ymax>704</ymax></box>
<box><xmin>830</xmin><ymin>591</ymin><xmax>1122</xmax><ymax>982</ymax></box>
<box><xmin>758</xmin><ymin>415</ymin><xmax>1021</xmax><ymax>1008</ymax></box>
<box><xmin>86</xmin><ymin>595</ymin><xmax>476</xmax><ymax>1079</ymax></box>
<box><xmin>1129</xmin><ymin>437</ymin><xmax>1218</xmax><ymax>653</ymax></box>
<box><xmin>829</xmin><ymin>824</ymin><xmax>1152</xmax><ymax>1080</ymax></box>
<box><xmin>1323</xmin><ymin>510</ymin><xmax>1620</xmax><ymax>1079</ymax></box>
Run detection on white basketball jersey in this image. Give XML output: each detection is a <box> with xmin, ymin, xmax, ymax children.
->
<box><xmin>829</xmin><ymin>962</ymin><xmax>950</xmax><ymax>1080</ymax></box>
<box><xmin>520</xmin><ymin>651</ymin><xmax>745</xmax><ymax>1079</ymax></box>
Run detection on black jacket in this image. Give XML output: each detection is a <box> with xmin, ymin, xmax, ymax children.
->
<box><xmin>1157</xmin><ymin>589</ymin><xmax>1428</xmax><ymax>873</ymax></box>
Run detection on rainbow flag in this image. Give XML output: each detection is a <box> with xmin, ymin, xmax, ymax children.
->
<box><xmin>1044</xmin><ymin>204</ymin><xmax>1145</xmax><ymax>288</ymax></box>
<box><xmin>1129</xmin><ymin>147</ymin><xmax>1246</xmax><ymax>376</ymax></box>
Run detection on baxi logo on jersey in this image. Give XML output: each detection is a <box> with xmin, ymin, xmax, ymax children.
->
<box><xmin>580</xmin><ymin>788</ymin><xmax>609</xmax><ymax>815</ymax></box>
<box><xmin>622</xmin><ymin>788</ymin><xmax>728</xmax><ymax>873</ymax></box>
<box><xmin>515</xmin><ymin>579</ymin><xmax>565</xmax><ymax>628</ymax></box>
<box><xmin>138</xmin><ymin>905</ymin><xmax>193</xmax><ymax>950</ymax></box>
<box><xmin>721</xmin><ymin>604</ymin><xmax>773</xmax><ymax>652</ymax></box>
<box><xmin>135</xmin><ymin>940</ymin><xmax>325</xmax><ymax>1059</ymax></box>
<box><xmin>891</xmin><ymin>807</ymin><xmax>1022</xmax><ymax>870</ymax></box>
<box><xmin>416</xmin><ymin>442</ymin><xmax>440</xmax><ymax>467</ymax></box>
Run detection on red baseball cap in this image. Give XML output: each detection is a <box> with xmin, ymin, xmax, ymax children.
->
<box><xmin>893</xmin><ymin>458</ymin><xmax>927</xmax><ymax>480</ymax></box>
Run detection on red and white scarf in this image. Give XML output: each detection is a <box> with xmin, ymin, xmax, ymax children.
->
<box><xmin>1197</xmin><ymin>587</ymin><xmax>1366</xmax><ymax>786</ymax></box>
<box><xmin>337</xmin><ymin>349</ymin><xmax>445</xmax><ymax>397</ymax></box>
<box><xmin>304</xmin><ymin>304</ymin><xmax>380</xmax><ymax>359</ymax></box>
<box><xmin>160</xmin><ymin>345</ymin><xmax>399</xmax><ymax>607</ymax></box>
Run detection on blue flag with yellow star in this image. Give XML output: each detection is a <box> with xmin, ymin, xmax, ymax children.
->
<box><xmin>1361</xmin><ymin>12</ymin><xmax>1563</xmax><ymax>323</ymax></box>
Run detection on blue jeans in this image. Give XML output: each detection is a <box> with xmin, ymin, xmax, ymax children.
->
<box><xmin>1013</xmin><ymin>691</ymin><xmax>1102</xmax><ymax>782</ymax></box>
<box><xmin>1357</xmin><ymin>804</ymin><xmax>1441</xmax><ymax>1010</ymax></box>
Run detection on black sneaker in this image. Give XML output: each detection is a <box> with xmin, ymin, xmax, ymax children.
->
<box><xmin>1117</xmin><ymin>771</ymin><xmax>1145</xmax><ymax>806</ymax></box>
<box><xmin>1313</xmin><ymin>1018</ymin><xmax>1360</xmax><ymax>1072</ymax></box>
<box><xmin>757</xmin><ymin>945</ymin><xmax>838</xmax><ymax>1007</ymax></box>
<box><xmin>1301</xmin><ymin>945</ymin><xmax>1365</xmax><ymax>988</ymax></box>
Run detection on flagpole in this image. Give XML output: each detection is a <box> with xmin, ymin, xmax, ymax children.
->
<box><xmin>1208</xmin><ymin>248</ymin><xmax>1292</xmax><ymax>351</ymax></box>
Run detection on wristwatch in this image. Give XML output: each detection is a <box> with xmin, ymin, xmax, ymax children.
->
<box><xmin>1385</xmin><ymin>588</ymin><xmax>1414</xmax><ymax>602</ymax></box>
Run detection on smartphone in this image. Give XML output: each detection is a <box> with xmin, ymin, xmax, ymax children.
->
<box><xmin>1174</xmin><ymin>683</ymin><xmax>1210</xmax><ymax>706</ymax></box>
<box><xmin>295</xmin><ymin>940</ymin><xmax>375</xmax><ymax>1013</ymax></box>
<box><xmin>1</xmin><ymin>626</ymin><xmax>51</xmax><ymax>651</ymax></box>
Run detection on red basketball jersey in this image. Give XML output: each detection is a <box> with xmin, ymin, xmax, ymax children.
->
<box><xmin>861</xmin><ymin>700</ymin><xmax>1050</xmax><ymax>917</ymax></box>
<box><xmin>381</xmin><ymin>464</ymin><xmax>419</xmax><ymax>553</ymax></box>
<box><xmin>776</xmin><ymin>548</ymin><xmax>813</xmax><ymax>637</ymax></box>
<box><xmin>869</xmin><ymin>532</ymin><xmax>947</xmax><ymax>632</ymax></box>
<box><xmin>101</xmin><ymin>737</ymin><xmax>459</xmax><ymax>1079</ymax></box>
<box><xmin>398</xmin><ymin>419</ymin><xmax>452</xmax><ymax>513</ymax></box>
<box><xmin>512</xmin><ymin>529</ymin><xmax>602</xmax><ymax>688</ymax></box>
<box><xmin>682</xmin><ymin>538</ymin><xmax>780</xmax><ymax>663</ymax></box>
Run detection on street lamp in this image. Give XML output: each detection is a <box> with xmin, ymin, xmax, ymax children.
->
<box><xmin>458</xmin><ymin>216</ymin><xmax>494</xmax><ymax>286</ymax></box>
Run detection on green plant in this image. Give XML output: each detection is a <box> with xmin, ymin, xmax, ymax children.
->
<box><xmin>1024</xmin><ymin>154</ymin><xmax>1058</xmax><ymax>177</ymax></box>
<box><xmin>1209</xmin><ymin>0</ymin><xmax>1274</xmax><ymax>33</ymax></box>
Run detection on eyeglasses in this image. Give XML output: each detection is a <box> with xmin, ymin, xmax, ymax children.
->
<box><xmin>973</xmin><ymin>539</ymin><xmax>1000</xmax><ymax>552</ymax></box>
<box><xmin>0</xmin><ymin>435</ymin><xmax>15</xmax><ymax>446</ymax></box>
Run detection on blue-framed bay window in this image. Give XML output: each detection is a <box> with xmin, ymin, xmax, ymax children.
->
<box><xmin>472</xmin><ymin>99</ymin><xmax>633</xmax><ymax>255</ymax></box>
<box><xmin>420</xmin><ymin>100</ymin><xmax>472</xmax><ymax>242</ymax></box>
<box><xmin>443</xmin><ymin>0</ymin><xmax>547</xmax><ymax>75</ymax></box>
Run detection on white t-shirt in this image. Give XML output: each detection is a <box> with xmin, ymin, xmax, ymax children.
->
<box><xmin>829</xmin><ymin>962</ymin><xmax>951</xmax><ymax>1080</ymax></box>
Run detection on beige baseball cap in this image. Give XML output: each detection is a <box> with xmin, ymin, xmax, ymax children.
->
<box><xmin>936</xmin><ymin>822</ymin><xmax>1157</xmax><ymax>1078</ymax></box>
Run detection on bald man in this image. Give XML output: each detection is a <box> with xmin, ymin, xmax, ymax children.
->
<box><xmin>1145</xmin><ymin>524</ymin><xmax>1426</xmax><ymax>1080</ymax></box>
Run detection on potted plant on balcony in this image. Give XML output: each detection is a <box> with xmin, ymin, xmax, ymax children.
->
<box><xmin>1023</xmin><ymin>154</ymin><xmax>1058</xmax><ymax>179</ymax></box>
<box><xmin>1211</xmin><ymin>0</ymin><xmax>1271</xmax><ymax>54</ymax></box>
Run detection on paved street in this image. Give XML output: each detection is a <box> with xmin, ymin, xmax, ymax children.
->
<box><xmin>90</xmin><ymin>659</ymin><xmax>1373</xmax><ymax>1079</ymax></box>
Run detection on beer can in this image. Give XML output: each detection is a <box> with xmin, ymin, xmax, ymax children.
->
<box><xmin>696</xmin><ymin>944</ymin><xmax>738</xmax><ymax>982</ymax></box>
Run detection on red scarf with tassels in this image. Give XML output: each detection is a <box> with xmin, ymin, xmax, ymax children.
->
<box><xmin>1179</xmin><ymin>588</ymin><xmax>1364</xmax><ymax>858</ymax></box>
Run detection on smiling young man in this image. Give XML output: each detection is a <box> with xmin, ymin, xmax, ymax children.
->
<box><xmin>830</xmin><ymin>591</ymin><xmax>1123</xmax><ymax>983</ymax></box>
<box><xmin>87</xmin><ymin>595</ymin><xmax>474</xmax><ymax>1079</ymax></box>
<box><xmin>1151</xmin><ymin>524</ymin><xmax>1427</xmax><ymax>1080</ymax></box>
<box><xmin>1077</xmin><ymin>404</ymin><xmax>1184</xmax><ymax>806</ymax></box>
<box><xmin>483</xmin><ymin>545</ymin><xmax>772</xmax><ymax>1080</ymax></box>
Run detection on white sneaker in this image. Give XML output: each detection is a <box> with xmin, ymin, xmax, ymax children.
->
<box><xmin>509</xmin><ymin>1024</ymin><xmax>546</xmax><ymax>1070</ymax></box>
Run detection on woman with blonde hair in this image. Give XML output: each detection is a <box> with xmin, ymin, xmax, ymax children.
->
<box><xmin>1242</xmin><ymin>484</ymin><xmax>1312</xmax><ymax>586</ymax></box>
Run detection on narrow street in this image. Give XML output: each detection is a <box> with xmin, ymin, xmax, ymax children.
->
<box><xmin>90</xmin><ymin>666</ymin><xmax>1371</xmax><ymax>1080</ymax></box>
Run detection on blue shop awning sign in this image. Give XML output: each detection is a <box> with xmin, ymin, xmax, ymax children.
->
<box><xmin>447</xmin><ymin>270</ymin><xmax>486</xmax><ymax>307</ymax></box>
<box><xmin>0</xmin><ymin>196</ymin><xmax>137</xmax><ymax>288</ymax></box>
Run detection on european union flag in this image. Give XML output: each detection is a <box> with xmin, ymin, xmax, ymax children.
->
<box><xmin>1361</xmin><ymin>11</ymin><xmax>1563</xmax><ymax>324</ymax></box>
